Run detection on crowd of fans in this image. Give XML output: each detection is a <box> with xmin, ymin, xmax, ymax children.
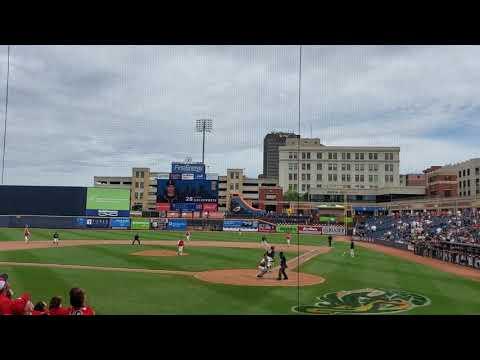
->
<box><xmin>0</xmin><ymin>274</ymin><xmax>95</xmax><ymax>316</ymax></box>
<box><xmin>354</xmin><ymin>210</ymin><xmax>480</xmax><ymax>268</ymax></box>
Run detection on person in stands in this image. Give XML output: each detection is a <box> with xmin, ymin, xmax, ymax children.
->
<box><xmin>66</xmin><ymin>287</ymin><xmax>95</xmax><ymax>316</ymax></box>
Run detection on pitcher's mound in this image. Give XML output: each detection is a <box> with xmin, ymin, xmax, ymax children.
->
<box><xmin>131</xmin><ymin>250</ymin><xmax>188</xmax><ymax>257</ymax></box>
<box><xmin>194</xmin><ymin>269</ymin><xmax>325</xmax><ymax>287</ymax></box>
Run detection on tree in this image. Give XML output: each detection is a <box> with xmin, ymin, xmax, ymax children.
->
<box><xmin>283</xmin><ymin>190</ymin><xmax>300</xmax><ymax>202</ymax></box>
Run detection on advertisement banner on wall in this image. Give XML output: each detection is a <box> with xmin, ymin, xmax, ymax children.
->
<box><xmin>223</xmin><ymin>220</ymin><xmax>258</xmax><ymax>232</ymax></box>
<box><xmin>150</xmin><ymin>218</ymin><xmax>168</xmax><ymax>230</ymax></box>
<box><xmin>276</xmin><ymin>224</ymin><xmax>298</xmax><ymax>233</ymax></box>
<box><xmin>167</xmin><ymin>219</ymin><xmax>187</xmax><ymax>230</ymax></box>
<box><xmin>172</xmin><ymin>203</ymin><xmax>202</xmax><ymax>212</ymax></box>
<box><xmin>86</xmin><ymin>218</ymin><xmax>110</xmax><ymax>229</ymax></box>
<box><xmin>167</xmin><ymin>211</ymin><xmax>180</xmax><ymax>218</ymax></box>
<box><xmin>321</xmin><ymin>225</ymin><xmax>346</xmax><ymax>235</ymax></box>
<box><xmin>76</xmin><ymin>217</ymin><xmax>87</xmax><ymax>228</ymax></box>
<box><xmin>171</xmin><ymin>162</ymin><xmax>205</xmax><ymax>174</ymax></box>
<box><xmin>258</xmin><ymin>223</ymin><xmax>276</xmax><ymax>233</ymax></box>
<box><xmin>206</xmin><ymin>212</ymin><xmax>224</xmax><ymax>219</ymax></box>
<box><xmin>202</xmin><ymin>203</ymin><xmax>218</xmax><ymax>212</ymax></box>
<box><xmin>85</xmin><ymin>209</ymin><xmax>130</xmax><ymax>217</ymax></box>
<box><xmin>298</xmin><ymin>225</ymin><xmax>322</xmax><ymax>234</ymax></box>
<box><xmin>110</xmin><ymin>218</ymin><xmax>130</xmax><ymax>229</ymax></box>
<box><xmin>155</xmin><ymin>203</ymin><xmax>170</xmax><ymax>212</ymax></box>
<box><xmin>131</xmin><ymin>218</ymin><xmax>150</xmax><ymax>230</ymax></box>
<box><xmin>319</xmin><ymin>216</ymin><xmax>336</xmax><ymax>223</ymax></box>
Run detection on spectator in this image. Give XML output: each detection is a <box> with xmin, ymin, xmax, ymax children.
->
<box><xmin>32</xmin><ymin>301</ymin><xmax>49</xmax><ymax>316</ymax></box>
<box><xmin>66</xmin><ymin>287</ymin><xmax>95</xmax><ymax>316</ymax></box>
<box><xmin>0</xmin><ymin>273</ymin><xmax>13</xmax><ymax>315</ymax></box>
<box><xmin>11</xmin><ymin>293</ymin><xmax>34</xmax><ymax>315</ymax></box>
<box><xmin>48</xmin><ymin>296</ymin><xmax>68</xmax><ymax>316</ymax></box>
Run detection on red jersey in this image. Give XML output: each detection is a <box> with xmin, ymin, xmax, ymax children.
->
<box><xmin>48</xmin><ymin>307</ymin><xmax>70</xmax><ymax>316</ymax></box>
<box><xmin>286</xmin><ymin>234</ymin><xmax>291</xmax><ymax>239</ymax></box>
<box><xmin>32</xmin><ymin>310</ymin><xmax>49</xmax><ymax>316</ymax></box>
<box><xmin>0</xmin><ymin>294</ymin><xmax>13</xmax><ymax>315</ymax></box>
<box><xmin>66</xmin><ymin>306</ymin><xmax>95</xmax><ymax>316</ymax></box>
<box><xmin>178</xmin><ymin>240</ymin><xmax>185</xmax><ymax>247</ymax></box>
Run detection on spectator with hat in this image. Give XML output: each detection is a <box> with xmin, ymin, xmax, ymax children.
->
<box><xmin>0</xmin><ymin>273</ymin><xmax>13</xmax><ymax>315</ymax></box>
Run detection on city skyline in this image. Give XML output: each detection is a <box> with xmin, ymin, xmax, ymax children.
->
<box><xmin>1</xmin><ymin>45</ymin><xmax>479</xmax><ymax>186</ymax></box>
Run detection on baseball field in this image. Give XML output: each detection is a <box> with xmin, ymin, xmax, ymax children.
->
<box><xmin>0</xmin><ymin>228</ymin><xmax>479</xmax><ymax>315</ymax></box>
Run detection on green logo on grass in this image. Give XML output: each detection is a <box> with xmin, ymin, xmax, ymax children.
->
<box><xmin>293</xmin><ymin>288</ymin><xmax>430</xmax><ymax>315</ymax></box>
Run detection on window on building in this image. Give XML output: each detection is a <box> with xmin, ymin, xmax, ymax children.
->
<box><xmin>355</xmin><ymin>164</ymin><xmax>359</xmax><ymax>171</ymax></box>
<box><xmin>302</xmin><ymin>163</ymin><xmax>306</xmax><ymax>170</ymax></box>
<box><xmin>374</xmin><ymin>164</ymin><xmax>378</xmax><ymax>172</ymax></box>
<box><xmin>235</xmin><ymin>183</ymin><xmax>239</xmax><ymax>190</ymax></box>
<box><xmin>317</xmin><ymin>163</ymin><xmax>322</xmax><ymax>171</ymax></box>
<box><xmin>317</xmin><ymin>184</ymin><xmax>322</xmax><ymax>188</ymax></box>
<box><xmin>355</xmin><ymin>174</ymin><xmax>359</xmax><ymax>182</ymax></box>
<box><xmin>328</xmin><ymin>163</ymin><xmax>333</xmax><ymax>171</ymax></box>
<box><xmin>342</xmin><ymin>174</ymin><xmax>346</xmax><ymax>182</ymax></box>
<box><xmin>369</xmin><ymin>175</ymin><xmax>373</xmax><ymax>182</ymax></box>
<box><xmin>459</xmin><ymin>182</ymin><xmax>462</xmax><ymax>188</ymax></box>
<box><xmin>301</xmin><ymin>184</ymin><xmax>306</xmax><ymax>192</ymax></box>
<box><xmin>374</xmin><ymin>153</ymin><xmax>378</xmax><ymax>160</ymax></box>
<box><xmin>360</xmin><ymin>164</ymin><xmax>364</xmax><ymax>171</ymax></box>
<box><xmin>355</xmin><ymin>153</ymin><xmax>359</xmax><ymax>160</ymax></box>
<box><xmin>369</xmin><ymin>153</ymin><xmax>373</xmax><ymax>160</ymax></box>
<box><xmin>385</xmin><ymin>164</ymin><xmax>389</xmax><ymax>172</ymax></box>
<box><xmin>307</xmin><ymin>152</ymin><xmax>311</xmax><ymax>160</ymax></box>
<box><xmin>347</xmin><ymin>174</ymin><xmax>351</xmax><ymax>182</ymax></box>
<box><xmin>467</xmin><ymin>169</ymin><xmax>470</xmax><ymax>176</ymax></box>
<box><xmin>369</xmin><ymin>164</ymin><xmax>373</xmax><ymax>172</ymax></box>
<box><xmin>347</xmin><ymin>153</ymin><xmax>351</xmax><ymax>160</ymax></box>
<box><xmin>135</xmin><ymin>182</ymin><xmax>139</xmax><ymax>188</ymax></box>
<box><xmin>294</xmin><ymin>173</ymin><xmax>297</xmax><ymax>180</ymax></box>
<box><xmin>317</xmin><ymin>152</ymin><xmax>322</xmax><ymax>159</ymax></box>
<box><xmin>328</xmin><ymin>174</ymin><xmax>333</xmax><ymax>181</ymax></box>
<box><xmin>468</xmin><ymin>179</ymin><xmax>471</xmax><ymax>187</ymax></box>
<box><xmin>328</xmin><ymin>153</ymin><xmax>332</xmax><ymax>160</ymax></box>
<box><xmin>347</xmin><ymin>164</ymin><xmax>351</xmax><ymax>171</ymax></box>
<box><xmin>289</xmin><ymin>184</ymin><xmax>293</xmax><ymax>191</ymax></box>
<box><xmin>302</xmin><ymin>152</ymin><xmax>306</xmax><ymax>160</ymax></box>
<box><xmin>476</xmin><ymin>167</ymin><xmax>479</xmax><ymax>175</ymax></box>
<box><xmin>306</xmin><ymin>164</ymin><xmax>311</xmax><ymax>171</ymax></box>
<box><xmin>306</xmin><ymin>174</ymin><xmax>311</xmax><ymax>181</ymax></box>
<box><xmin>468</xmin><ymin>190</ymin><xmax>471</xmax><ymax>196</ymax></box>
<box><xmin>230</xmin><ymin>172</ymin><xmax>234</xmax><ymax>179</ymax></box>
<box><xmin>301</xmin><ymin>174</ymin><xmax>306</xmax><ymax>181</ymax></box>
<box><xmin>333</xmin><ymin>163</ymin><xmax>337</xmax><ymax>171</ymax></box>
<box><xmin>385</xmin><ymin>153</ymin><xmax>389</xmax><ymax>161</ymax></box>
<box><xmin>374</xmin><ymin>175</ymin><xmax>378</xmax><ymax>183</ymax></box>
<box><xmin>140</xmin><ymin>182</ymin><xmax>144</xmax><ymax>189</ymax></box>
<box><xmin>390</xmin><ymin>175</ymin><xmax>394</xmax><ymax>183</ymax></box>
<box><xmin>289</xmin><ymin>152</ymin><xmax>293</xmax><ymax>159</ymax></box>
<box><xmin>342</xmin><ymin>152</ymin><xmax>346</xmax><ymax>160</ymax></box>
<box><xmin>385</xmin><ymin>175</ymin><xmax>389</xmax><ymax>183</ymax></box>
<box><xmin>288</xmin><ymin>163</ymin><xmax>294</xmax><ymax>171</ymax></box>
<box><xmin>341</xmin><ymin>163</ymin><xmax>346</xmax><ymax>171</ymax></box>
<box><xmin>360</xmin><ymin>153</ymin><xmax>365</xmax><ymax>160</ymax></box>
<box><xmin>139</xmin><ymin>193</ymin><xmax>144</xmax><ymax>199</ymax></box>
<box><xmin>317</xmin><ymin>174</ymin><xmax>322</xmax><ymax>181</ymax></box>
<box><xmin>459</xmin><ymin>171</ymin><xmax>462</xmax><ymax>178</ymax></box>
<box><xmin>360</xmin><ymin>175</ymin><xmax>364</xmax><ymax>182</ymax></box>
<box><xmin>333</xmin><ymin>174</ymin><xmax>338</xmax><ymax>181</ymax></box>
<box><xmin>333</xmin><ymin>153</ymin><xmax>338</xmax><ymax>160</ymax></box>
<box><xmin>463</xmin><ymin>170</ymin><xmax>466</xmax><ymax>177</ymax></box>
<box><xmin>292</xmin><ymin>183</ymin><xmax>297</xmax><ymax>190</ymax></box>
<box><xmin>463</xmin><ymin>180</ymin><xmax>467</xmax><ymax>187</ymax></box>
<box><xmin>230</xmin><ymin>184</ymin><xmax>234</xmax><ymax>190</ymax></box>
<box><xmin>390</xmin><ymin>164</ymin><xmax>394</xmax><ymax>172</ymax></box>
<box><xmin>235</xmin><ymin>173</ymin><xmax>239</xmax><ymax>179</ymax></box>
<box><xmin>289</xmin><ymin>174</ymin><xmax>293</xmax><ymax>181</ymax></box>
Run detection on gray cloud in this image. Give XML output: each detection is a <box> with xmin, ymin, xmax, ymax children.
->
<box><xmin>0</xmin><ymin>45</ymin><xmax>479</xmax><ymax>186</ymax></box>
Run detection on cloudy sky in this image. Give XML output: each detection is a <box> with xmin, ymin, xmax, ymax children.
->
<box><xmin>0</xmin><ymin>45</ymin><xmax>479</xmax><ymax>186</ymax></box>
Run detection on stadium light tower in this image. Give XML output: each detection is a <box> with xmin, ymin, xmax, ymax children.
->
<box><xmin>195</xmin><ymin>119</ymin><xmax>213</xmax><ymax>164</ymax></box>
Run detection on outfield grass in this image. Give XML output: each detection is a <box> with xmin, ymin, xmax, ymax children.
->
<box><xmin>1</xmin><ymin>229</ymin><xmax>479</xmax><ymax>314</ymax></box>
<box><xmin>0</xmin><ymin>227</ymin><xmax>327</xmax><ymax>246</ymax></box>
<box><xmin>0</xmin><ymin>244</ymin><xmax>297</xmax><ymax>272</ymax></box>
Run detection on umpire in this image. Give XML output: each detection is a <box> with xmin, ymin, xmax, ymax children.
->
<box><xmin>277</xmin><ymin>252</ymin><xmax>288</xmax><ymax>280</ymax></box>
<box><xmin>132</xmin><ymin>233</ymin><xmax>141</xmax><ymax>245</ymax></box>
<box><xmin>328</xmin><ymin>235</ymin><xmax>333</xmax><ymax>247</ymax></box>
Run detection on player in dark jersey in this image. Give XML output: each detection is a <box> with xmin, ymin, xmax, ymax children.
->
<box><xmin>53</xmin><ymin>231</ymin><xmax>60</xmax><ymax>246</ymax></box>
<box><xmin>277</xmin><ymin>252</ymin><xmax>288</xmax><ymax>280</ymax></box>
<box><xmin>132</xmin><ymin>233</ymin><xmax>141</xmax><ymax>245</ymax></box>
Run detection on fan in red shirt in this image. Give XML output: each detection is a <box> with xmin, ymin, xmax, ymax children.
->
<box><xmin>65</xmin><ymin>287</ymin><xmax>95</xmax><ymax>316</ymax></box>
<box><xmin>32</xmin><ymin>301</ymin><xmax>49</xmax><ymax>316</ymax></box>
<box><xmin>0</xmin><ymin>273</ymin><xmax>13</xmax><ymax>315</ymax></box>
<box><xmin>177</xmin><ymin>239</ymin><xmax>185</xmax><ymax>256</ymax></box>
<box><xmin>48</xmin><ymin>296</ymin><xmax>69</xmax><ymax>316</ymax></box>
<box><xmin>11</xmin><ymin>293</ymin><xmax>34</xmax><ymax>315</ymax></box>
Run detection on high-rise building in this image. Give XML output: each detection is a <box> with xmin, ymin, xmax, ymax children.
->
<box><xmin>263</xmin><ymin>132</ymin><xmax>299</xmax><ymax>179</ymax></box>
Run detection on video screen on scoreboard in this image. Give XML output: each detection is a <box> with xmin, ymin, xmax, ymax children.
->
<box><xmin>157</xmin><ymin>179</ymin><xmax>218</xmax><ymax>204</ymax></box>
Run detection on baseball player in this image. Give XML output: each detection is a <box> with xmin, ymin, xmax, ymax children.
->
<box><xmin>177</xmin><ymin>238</ymin><xmax>185</xmax><ymax>256</ymax></box>
<box><xmin>185</xmin><ymin>231</ymin><xmax>191</xmax><ymax>242</ymax></box>
<box><xmin>286</xmin><ymin>233</ymin><xmax>291</xmax><ymax>247</ymax></box>
<box><xmin>132</xmin><ymin>233</ymin><xmax>141</xmax><ymax>245</ymax></box>
<box><xmin>350</xmin><ymin>240</ymin><xmax>355</xmax><ymax>257</ymax></box>
<box><xmin>261</xmin><ymin>235</ymin><xmax>268</xmax><ymax>247</ymax></box>
<box><xmin>256</xmin><ymin>254</ymin><xmax>269</xmax><ymax>278</ymax></box>
<box><xmin>24</xmin><ymin>226</ymin><xmax>31</xmax><ymax>243</ymax></box>
<box><xmin>277</xmin><ymin>252</ymin><xmax>288</xmax><ymax>280</ymax></box>
<box><xmin>266</xmin><ymin>246</ymin><xmax>275</xmax><ymax>272</ymax></box>
<box><xmin>53</xmin><ymin>231</ymin><xmax>60</xmax><ymax>246</ymax></box>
